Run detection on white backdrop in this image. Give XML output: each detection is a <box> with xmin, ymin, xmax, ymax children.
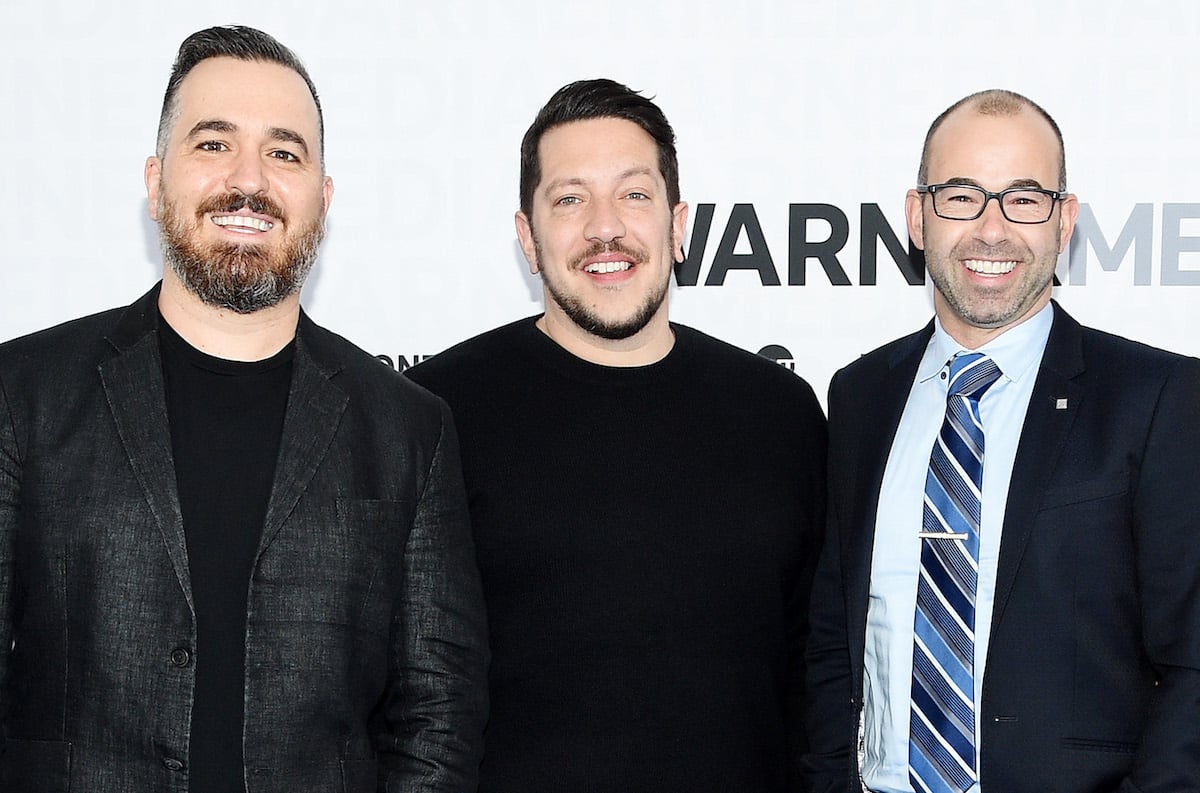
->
<box><xmin>3</xmin><ymin>1</ymin><xmax>1197</xmax><ymax>402</ymax></box>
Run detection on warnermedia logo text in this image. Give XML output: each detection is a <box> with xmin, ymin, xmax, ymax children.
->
<box><xmin>376</xmin><ymin>354</ymin><xmax>432</xmax><ymax>372</ymax></box>
<box><xmin>677</xmin><ymin>203</ymin><xmax>1200</xmax><ymax>286</ymax></box>
<box><xmin>379</xmin><ymin>350</ymin><xmax>798</xmax><ymax>373</ymax></box>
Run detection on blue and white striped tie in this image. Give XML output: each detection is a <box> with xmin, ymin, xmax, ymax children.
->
<box><xmin>910</xmin><ymin>352</ymin><xmax>1002</xmax><ymax>793</ymax></box>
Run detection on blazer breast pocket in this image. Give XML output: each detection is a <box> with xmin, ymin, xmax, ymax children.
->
<box><xmin>1038</xmin><ymin>474</ymin><xmax>1129</xmax><ymax>512</ymax></box>
<box><xmin>335</xmin><ymin>497</ymin><xmax>415</xmax><ymax>540</ymax></box>
<box><xmin>255</xmin><ymin>498</ymin><xmax>415</xmax><ymax>636</ymax></box>
<box><xmin>330</xmin><ymin>497</ymin><xmax>415</xmax><ymax>581</ymax></box>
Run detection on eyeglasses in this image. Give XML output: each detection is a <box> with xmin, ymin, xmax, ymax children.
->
<box><xmin>916</xmin><ymin>183</ymin><xmax>1065</xmax><ymax>224</ymax></box>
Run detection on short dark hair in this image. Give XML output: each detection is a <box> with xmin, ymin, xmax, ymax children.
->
<box><xmin>918</xmin><ymin>88</ymin><xmax>1066</xmax><ymax>191</ymax></box>
<box><xmin>156</xmin><ymin>26</ymin><xmax>323</xmax><ymax>164</ymax></box>
<box><xmin>519</xmin><ymin>78</ymin><xmax>680</xmax><ymax>217</ymax></box>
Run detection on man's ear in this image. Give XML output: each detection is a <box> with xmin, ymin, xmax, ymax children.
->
<box><xmin>321</xmin><ymin>175</ymin><xmax>334</xmax><ymax>217</ymax></box>
<box><xmin>145</xmin><ymin>156</ymin><xmax>162</xmax><ymax>221</ymax></box>
<box><xmin>1057</xmin><ymin>193</ymin><xmax>1079</xmax><ymax>253</ymax></box>
<box><xmin>905</xmin><ymin>189</ymin><xmax>925</xmax><ymax>250</ymax></box>
<box><xmin>671</xmin><ymin>202</ymin><xmax>689</xmax><ymax>263</ymax></box>
<box><xmin>516</xmin><ymin>211</ymin><xmax>539</xmax><ymax>274</ymax></box>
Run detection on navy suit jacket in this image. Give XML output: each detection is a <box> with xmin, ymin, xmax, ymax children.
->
<box><xmin>0</xmin><ymin>285</ymin><xmax>489</xmax><ymax>792</ymax></box>
<box><xmin>804</xmin><ymin>302</ymin><xmax>1200</xmax><ymax>792</ymax></box>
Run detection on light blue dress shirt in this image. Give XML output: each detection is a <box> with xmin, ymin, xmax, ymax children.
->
<box><xmin>860</xmin><ymin>303</ymin><xmax>1053</xmax><ymax>793</ymax></box>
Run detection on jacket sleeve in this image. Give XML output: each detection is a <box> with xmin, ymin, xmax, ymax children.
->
<box><xmin>1123</xmin><ymin>356</ymin><xmax>1200</xmax><ymax>791</ymax></box>
<box><xmin>786</xmin><ymin>385</ymin><xmax>829</xmax><ymax>792</ymax></box>
<box><xmin>800</xmin><ymin>370</ymin><xmax>857</xmax><ymax>793</ymax></box>
<box><xmin>0</xmin><ymin>373</ymin><xmax>19</xmax><ymax>758</ymax></box>
<box><xmin>378</xmin><ymin>402</ymin><xmax>489</xmax><ymax>793</ymax></box>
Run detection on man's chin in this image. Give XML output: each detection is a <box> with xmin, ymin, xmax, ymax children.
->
<box><xmin>164</xmin><ymin>248</ymin><xmax>305</xmax><ymax>314</ymax></box>
<box><xmin>570</xmin><ymin>305</ymin><xmax>661</xmax><ymax>341</ymax></box>
<box><xmin>547</xmin><ymin>286</ymin><xmax>667</xmax><ymax>342</ymax></box>
<box><xmin>191</xmin><ymin>278</ymin><xmax>295</xmax><ymax>315</ymax></box>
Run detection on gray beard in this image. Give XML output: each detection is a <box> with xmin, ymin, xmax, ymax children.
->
<box><xmin>158</xmin><ymin>197</ymin><xmax>323</xmax><ymax>314</ymax></box>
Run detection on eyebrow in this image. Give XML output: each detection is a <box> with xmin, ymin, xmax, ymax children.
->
<box><xmin>186</xmin><ymin>119</ymin><xmax>237</xmax><ymax>138</ymax></box>
<box><xmin>267</xmin><ymin>126</ymin><xmax>311</xmax><ymax>157</ymax></box>
<box><xmin>542</xmin><ymin>166</ymin><xmax>658</xmax><ymax>197</ymax></box>
<box><xmin>184</xmin><ymin>119</ymin><xmax>311</xmax><ymax>158</ymax></box>
<box><xmin>943</xmin><ymin>176</ymin><xmax>1049</xmax><ymax>190</ymax></box>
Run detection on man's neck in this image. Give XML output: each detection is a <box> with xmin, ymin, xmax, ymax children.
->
<box><xmin>158</xmin><ymin>271</ymin><xmax>300</xmax><ymax>362</ymax></box>
<box><xmin>536</xmin><ymin>308</ymin><xmax>675</xmax><ymax>367</ymax></box>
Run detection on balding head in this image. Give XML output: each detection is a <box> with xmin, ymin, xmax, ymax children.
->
<box><xmin>918</xmin><ymin>89</ymin><xmax>1066</xmax><ymax>191</ymax></box>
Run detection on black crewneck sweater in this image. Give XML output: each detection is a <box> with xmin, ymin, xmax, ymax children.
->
<box><xmin>409</xmin><ymin>317</ymin><xmax>826</xmax><ymax>792</ymax></box>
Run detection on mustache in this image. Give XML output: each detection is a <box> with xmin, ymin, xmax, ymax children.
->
<box><xmin>570</xmin><ymin>240</ymin><xmax>648</xmax><ymax>269</ymax></box>
<box><xmin>953</xmin><ymin>242</ymin><xmax>1028</xmax><ymax>261</ymax></box>
<box><xmin>195</xmin><ymin>192</ymin><xmax>286</xmax><ymax>221</ymax></box>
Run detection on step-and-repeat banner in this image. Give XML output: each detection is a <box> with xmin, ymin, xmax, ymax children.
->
<box><xmin>3</xmin><ymin>3</ymin><xmax>1196</xmax><ymax>402</ymax></box>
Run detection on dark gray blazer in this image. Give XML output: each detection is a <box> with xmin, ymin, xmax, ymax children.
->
<box><xmin>804</xmin><ymin>302</ymin><xmax>1200</xmax><ymax>792</ymax></box>
<box><xmin>0</xmin><ymin>285</ymin><xmax>489</xmax><ymax>792</ymax></box>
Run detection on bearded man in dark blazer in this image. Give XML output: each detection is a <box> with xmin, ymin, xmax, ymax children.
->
<box><xmin>0</xmin><ymin>26</ymin><xmax>487</xmax><ymax>793</ymax></box>
<box><xmin>803</xmin><ymin>89</ymin><xmax>1200</xmax><ymax>792</ymax></box>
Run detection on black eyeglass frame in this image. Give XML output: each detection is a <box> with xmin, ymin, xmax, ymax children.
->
<box><xmin>915</xmin><ymin>183</ymin><xmax>1066</xmax><ymax>224</ymax></box>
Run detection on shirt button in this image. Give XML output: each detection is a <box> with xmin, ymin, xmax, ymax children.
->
<box><xmin>169</xmin><ymin>647</ymin><xmax>192</xmax><ymax>667</ymax></box>
<box><xmin>162</xmin><ymin>757</ymin><xmax>185</xmax><ymax>772</ymax></box>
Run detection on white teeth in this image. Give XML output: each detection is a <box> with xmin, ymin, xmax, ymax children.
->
<box><xmin>584</xmin><ymin>261</ymin><xmax>632</xmax><ymax>274</ymax></box>
<box><xmin>212</xmin><ymin>215</ymin><xmax>273</xmax><ymax>232</ymax></box>
<box><xmin>964</xmin><ymin>259</ymin><xmax>1016</xmax><ymax>275</ymax></box>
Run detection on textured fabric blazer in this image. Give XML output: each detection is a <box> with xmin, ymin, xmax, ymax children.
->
<box><xmin>0</xmin><ymin>286</ymin><xmax>489</xmax><ymax>793</ymax></box>
<box><xmin>804</xmin><ymin>302</ymin><xmax>1200</xmax><ymax>792</ymax></box>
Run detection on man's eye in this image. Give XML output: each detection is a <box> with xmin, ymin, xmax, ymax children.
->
<box><xmin>626</xmin><ymin>191</ymin><xmax>649</xmax><ymax>200</ymax></box>
<box><xmin>197</xmin><ymin>141</ymin><xmax>227</xmax><ymax>152</ymax></box>
<box><xmin>555</xmin><ymin>196</ymin><xmax>580</xmax><ymax>206</ymax></box>
<box><xmin>270</xmin><ymin>150</ymin><xmax>299</xmax><ymax>163</ymax></box>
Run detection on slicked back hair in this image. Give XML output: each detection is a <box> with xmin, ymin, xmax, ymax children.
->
<box><xmin>156</xmin><ymin>25</ymin><xmax>324</xmax><ymax>165</ymax></box>
<box><xmin>918</xmin><ymin>88</ymin><xmax>1066</xmax><ymax>191</ymax></box>
<box><xmin>519</xmin><ymin>78</ymin><xmax>680</xmax><ymax>217</ymax></box>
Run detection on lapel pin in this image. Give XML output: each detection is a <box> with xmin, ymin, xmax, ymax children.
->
<box><xmin>1055</xmin><ymin>398</ymin><xmax>1068</xmax><ymax>410</ymax></box>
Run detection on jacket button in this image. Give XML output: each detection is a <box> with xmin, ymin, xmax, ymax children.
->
<box><xmin>169</xmin><ymin>647</ymin><xmax>192</xmax><ymax>667</ymax></box>
<box><xmin>162</xmin><ymin>757</ymin><xmax>185</xmax><ymax>772</ymax></box>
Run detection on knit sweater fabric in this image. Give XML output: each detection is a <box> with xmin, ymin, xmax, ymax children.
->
<box><xmin>408</xmin><ymin>317</ymin><xmax>826</xmax><ymax>792</ymax></box>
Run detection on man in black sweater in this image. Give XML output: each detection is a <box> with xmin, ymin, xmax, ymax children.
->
<box><xmin>408</xmin><ymin>79</ymin><xmax>826</xmax><ymax>792</ymax></box>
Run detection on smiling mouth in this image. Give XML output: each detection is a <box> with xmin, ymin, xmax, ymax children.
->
<box><xmin>964</xmin><ymin>259</ymin><xmax>1017</xmax><ymax>275</ymax></box>
<box><xmin>584</xmin><ymin>261</ymin><xmax>633</xmax><ymax>274</ymax></box>
<box><xmin>211</xmin><ymin>215</ymin><xmax>274</xmax><ymax>232</ymax></box>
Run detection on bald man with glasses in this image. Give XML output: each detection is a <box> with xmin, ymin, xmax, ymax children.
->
<box><xmin>803</xmin><ymin>89</ymin><xmax>1200</xmax><ymax>793</ymax></box>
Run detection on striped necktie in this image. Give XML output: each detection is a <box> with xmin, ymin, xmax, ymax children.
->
<box><xmin>910</xmin><ymin>352</ymin><xmax>1002</xmax><ymax>793</ymax></box>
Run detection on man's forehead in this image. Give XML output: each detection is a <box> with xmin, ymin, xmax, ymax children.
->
<box><xmin>173</xmin><ymin>56</ymin><xmax>319</xmax><ymax>129</ymax></box>
<box><xmin>926</xmin><ymin>107</ymin><xmax>1060</xmax><ymax>181</ymax></box>
<box><xmin>538</xmin><ymin>118</ymin><xmax>661</xmax><ymax>179</ymax></box>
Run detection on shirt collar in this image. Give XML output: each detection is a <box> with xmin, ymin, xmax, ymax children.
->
<box><xmin>917</xmin><ymin>301</ymin><xmax>1054</xmax><ymax>385</ymax></box>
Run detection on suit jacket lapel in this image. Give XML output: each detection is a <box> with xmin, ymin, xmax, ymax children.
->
<box><xmin>990</xmin><ymin>302</ymin><xmax>1086</xmax><ymax>631</ymax></box>
<box><xmin>99</xmin><ymin>286</ymin><xmax>194</xmax><ymax>611</ymax></box>
<box><xmin>845</xmin><ymin>325</ymin><xmax>932</xmax><ymax>664</ymax></box>
<box><xmin>255</xmin><ymin>315</ymin><xmax>348</xmax><ymax>559</ymax></box>
<box><xmin>96</xmin><ymin>292</ymin><xmax>351</xmax><ymax>601</ymax></box>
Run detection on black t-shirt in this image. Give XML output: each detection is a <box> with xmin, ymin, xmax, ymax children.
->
<box><xmin>159</xmin><ymin>318</ymin><xmax>292</xmax><ymax>793</ymax></box>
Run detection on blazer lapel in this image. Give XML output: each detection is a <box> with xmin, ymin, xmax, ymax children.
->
<box><xmin>990</xmin><ymin>302</ymin><xmax>1086</xmax><ymax>630</ymax></box>
<box><xmin>99</xmin><ymin>287</ymin><xmax>194</xmax><ymax>610</ymax></box>
<box><xmin>844</xmin><ymin>326</ymin><xmax>932</xmax><ymax>660</ymax></box>
<box><xmin>255</xmin><ymin>317</ymin><xmax>348</xmax><ymax>558</ymax></box>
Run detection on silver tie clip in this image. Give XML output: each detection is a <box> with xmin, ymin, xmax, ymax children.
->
<box><xmin>918</xmin><ymin>531</ymin><xmax>969</xmax><ymax>540</ymax></box>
